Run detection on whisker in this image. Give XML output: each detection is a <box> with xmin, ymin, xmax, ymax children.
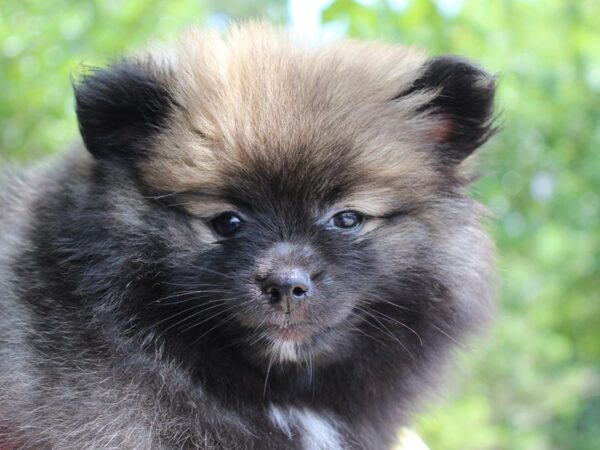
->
<box><xmin>189</xmin><ymin>313</ymin><xmax>239</xmax><ymax>345</ymax></box>
<box><xmin>352</xmin><ymin>307</ymin><xmax>415</xmax><ymax>361</ymax></box>
<box><xmin>365</xmin><ymin>294</ymin><xmax>419</xmax><ymax>313</ymax></box>
<box><xmin>192</xmin><ymin>266</ymin><xmax>240</xmax><ymax>282</ymax></box>
<box><xmin>343</xmin><ymin>315</ymin><xmax>387</xmax><ymax>347</ymax></box>
<box><xmin>156</xmin><ymin>266</ymin><xmax>239</xmax><ymax>283</ymax></box>
<box><xmin>143</xmin><ymin>191</ymin><xmax>179</xmax><ymax>200</ymax></box>
<box><xmin>155</xmin><ymin>281</ymin><xmax>227</xmax><ymax>288</ymax></box>
<box><xmin>431</xmin><ymin>323</ymin><xmax>465</xmax><ymax>348</ymax></box>
<box><xmin>150</xmin><ymin>290</ymin><xmax>230</xmax><ymax>305</ymax></box>
<box><xmin>178</xmin><ymin>303</ymin><xmax>239</xmax><ymax>335</ymax></box>
<box><xmin>263</xmin><ymin>348</ymin><xmax>276</xmax><ymax>396</ymax></box>
<box><xmin>155</xmin><ymin>296</ymin><xmax>246</xmax><ymax>340</ymax></box>
<box><xmin>360</xmin><ymin>304</ymin><xmax>423</xmax><ymax>346</ymax></box>
<box><xmin>154</xmin><ymin>299</ymin><xmax>226</xmax><ymax>329</ymax></box>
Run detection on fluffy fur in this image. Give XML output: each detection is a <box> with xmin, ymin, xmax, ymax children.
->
<box><xmin>0</xmin><ymin>23</ymin><xmax>496</xmax><ymax>449</ymax></box>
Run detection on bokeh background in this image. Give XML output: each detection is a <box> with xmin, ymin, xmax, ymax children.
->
<box><xmin>1</xmin><ymin>1</ymin><xmax>598</xmax><ymax>448</ymax></box>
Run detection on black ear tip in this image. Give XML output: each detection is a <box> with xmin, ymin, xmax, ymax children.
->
<box><xmin>74</xmin><ymin>61</ymin><xmax>176</xmax><ymax>161</ymax></box>
<box><xmin>403</xmin><ymin>54</ymin><xmax>498</xmax><ymax>163</ymax></box>
<box><xmin>427</xmin><ymin>55</ymin><xmax>494</xmax><ymax>78</ymax></box>
<box><xmin>425</xmin><ymin>55</ymin><xmax>496</xmax><ymax>98</ymax></box>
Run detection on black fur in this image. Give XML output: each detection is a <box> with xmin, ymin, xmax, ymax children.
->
<box><xmin>395</xmin><ymin>56</ymin><xmax>497</xmax><ymax>163</ymax></box>
<box><xmin>2</xmin><ymin>157</ymin><xmax>467</xmax><ymax>449</ymax></box>
<box><xmin>75</xmin><ymin>62</ymin><xmax>177</xmax><ymax>161</ymax></box>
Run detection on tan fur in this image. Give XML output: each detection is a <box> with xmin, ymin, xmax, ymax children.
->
<box><xmin>136</xmin><ymin>22</ymin><xmax>442</xmax><ymax>212</ymax></box>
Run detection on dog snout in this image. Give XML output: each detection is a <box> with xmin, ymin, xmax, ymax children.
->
<box><xmin>261</xmin><ymin>267</ymin><xmax>312</xmax><ymax>309</ymax></box>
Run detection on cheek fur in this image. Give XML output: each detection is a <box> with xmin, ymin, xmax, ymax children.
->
<box><xmin>369</xmin><ymin>216</ymin><xmax>432</xmax><ymax>276</ymax></box>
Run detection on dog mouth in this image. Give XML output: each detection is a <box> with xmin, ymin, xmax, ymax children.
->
<box><xmin>270</xmin><ymin>323</ymin><xmax>314</xmax><ymax>341</ymax></box>
<box><xmin>245</xmin><ymin>320</ymin><xmax>347</xmax><ymax>365</ymax></box>
<box><xmin>262</xmin><ymin>322</ymin><xmax>332</xmax><ymax>342</ymax></box>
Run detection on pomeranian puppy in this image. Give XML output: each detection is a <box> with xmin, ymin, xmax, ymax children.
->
<box><xmin>0</xmin><ymin>23</ymin><xmax>496</xmax><ymax>449</ymax></box>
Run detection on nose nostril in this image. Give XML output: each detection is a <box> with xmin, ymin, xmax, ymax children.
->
<box><xmin>267</xmin><ymin>287</ymin><xmax>281</xmax><ymax>304</ymax></box>
<box><xmin>260</xmin><ymin>268</ymin><xmax>312</xmax><ymax>305</ymax></box>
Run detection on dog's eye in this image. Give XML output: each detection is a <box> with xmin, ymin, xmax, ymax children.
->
<box><xmin>211</xmin><ymin>212</ymin><xmax>244</xmax><ymax>237</ymax></box>
<box><xmin>329</xmin><ymin>211</ymin><xmax>364</xmax><ymax>230</ymax></box>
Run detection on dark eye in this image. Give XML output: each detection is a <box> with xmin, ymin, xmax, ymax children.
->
<box><xmin>211</xmin><ymin>212</ymin><xmax>244</xmax><ymax>238</ymax></box>
<box><xmin>329</xmin><ymin>211</ymin><xmax>364</xmax><ymax>230</ymax></box>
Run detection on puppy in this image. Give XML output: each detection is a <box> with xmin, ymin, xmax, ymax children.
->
<box><xmin>0</xmin><ymin>23</ymin><xmax>496</xmax><ymax>449</ymax></box>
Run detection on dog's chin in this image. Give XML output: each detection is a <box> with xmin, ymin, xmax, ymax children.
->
<box><xmin>263</xmin><ymin>322</ymin><xmax>327</xmax><ymax>342</ymax></box>
<box><xmin>243</xmin><ymin>321</ymin><xmax>353</xmax><ymax>366</ymax></box>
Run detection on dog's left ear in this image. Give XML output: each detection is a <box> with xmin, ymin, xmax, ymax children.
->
<box><xmin>398</xmin><ymin>56</ymin><xmax>497</xmax><ymax>164</ymax></box>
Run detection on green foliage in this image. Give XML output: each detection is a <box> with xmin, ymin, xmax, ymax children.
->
<box><xmin>322</xmin><ymin>0</ymin><xmax>600</xmax><ymax>448</ymax></box>
<box><xmin>1</xmin><ymin>1</ymin><xmax>598</xmax><ymax>448</ymax></box>
<box><xmin>0</xmin><ymin>0</ymin><xmax>286</xmax><ymax>162</ymax></box>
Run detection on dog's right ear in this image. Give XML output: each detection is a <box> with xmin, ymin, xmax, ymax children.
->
<box><xmin>74</xmin><ymin>61</ymin><xmax>176</xmax><ymax>161</ymax></box>
<box><xmin>395</xmin><ymin>56</ymin><xmax>497</xmax><ymax>165</ymax></box>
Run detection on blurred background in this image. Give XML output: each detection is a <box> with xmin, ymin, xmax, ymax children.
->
<box><xmin>1</xmin><ymin>1</ymin><xmax>598</xmax><ymax>448</ymax></box>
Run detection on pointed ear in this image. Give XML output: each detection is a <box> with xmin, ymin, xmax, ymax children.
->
<box><xmin>398</xmin><ymin>56</ymin><xmax>497</xmax><ymax>164</ymax></box>
<box><xmin>74</xmin><ymin>61</ymin><xmax>176</xmax><ymax>161</ymax></box>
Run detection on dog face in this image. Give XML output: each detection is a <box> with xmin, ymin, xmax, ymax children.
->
<box><xmin>74</xmin><ymin>23</ymin><xmax>496</xmax><ymax>367</ymax></box>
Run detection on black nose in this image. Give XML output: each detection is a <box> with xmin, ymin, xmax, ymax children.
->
<box><xmin>261</xmin><ymin>268</ymin><xmax>312</xmax><ymax>307</ymax></box>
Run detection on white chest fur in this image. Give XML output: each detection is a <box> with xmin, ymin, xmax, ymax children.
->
<box><xmin>268</xmin><ymin>405</ymin><xmax>346</xmax><ymax>450</ymax></box>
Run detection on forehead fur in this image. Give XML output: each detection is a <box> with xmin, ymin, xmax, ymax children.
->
<box><xmin>138</xmin><ymin>23</ymin><xmax>439</xmax><ymax>198</ymax></box>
